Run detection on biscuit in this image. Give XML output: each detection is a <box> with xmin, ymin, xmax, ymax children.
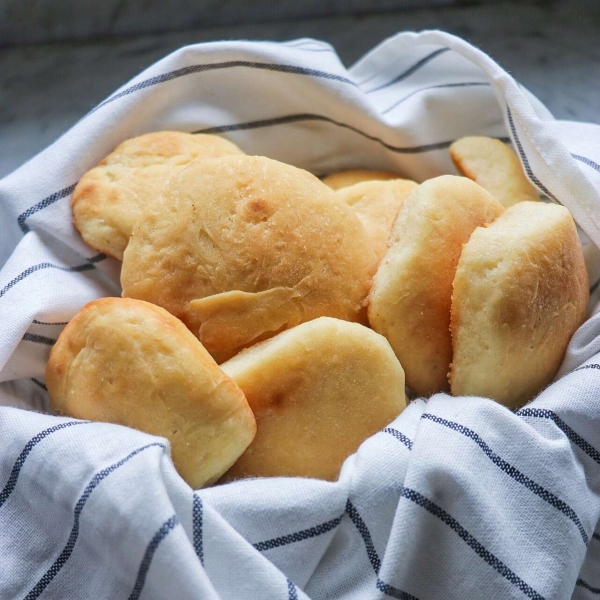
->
<box><xmin>337</xmin><ymin>179</ymin><xmax>418</xmax><ymax>262</ymax></box>
<box><xmin>220</xmin><ymin>317</ymin><xmax>406</xmax><ymax>481</ymax></box>
<box><xmin>323</xmin><ymin>169</ymin><xmax>402</xmax><ymax>190</ymax></box>
<box><xmin>450</xmin><ymin>201</ymin><xmax>589</xmax><ymax>407</ymax></box>
<box><xmin>449</xmin><ymin>136</ymin><xmax>539</xmax><ymax>208</ymax></box>
<box><xmin>121</xmin><ymin>155</ymin><xmax>378</xmax><ymax>356</ymax></box>
<box><xmin>45</xmin><ymin>297</ymin><xmax>256</xmax><ymax>488</ymax></box>
<box><xmin>72</xmin><ymin>131</ymin><xmax>244</xmax><ymax>260</ymax></box>
<box><xmin>368</xmin><ymin>175</ymin><xmax>504</xmax><ymax>397</ymax></box>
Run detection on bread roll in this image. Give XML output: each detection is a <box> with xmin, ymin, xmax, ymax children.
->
<box><xmin>46</xmin><ymin>297</ymin><xmax>256</xmax><ymax>488</ymax></box>
<box><xmin>72</xmin><ymin>131</ymin><xmax>244</xmax><ymax>260</ymax></box>
<box><xmin>368</xmin><ymin>175</ymin><xmax>504</xmax><ymax>396</ymax></box>
<box><xmin>323</xmin><ymin>169</ymin><xmax>402</xmax><ymax>190</ymax></box>
<box><xmin>337</xmin><ymin>179</ymin><xmax>418</xmax><ymax>262</ymax></box>
<box><xmin>121</xmin><ymin>155</ymin><xmax>378</xmax><ymax>356</ymax></box>
<box><xmin>450</xmin><ymin>201</ymin><xmax>589</xmax><ymax>407</ymax></box>
<box><xmin>449</xmin><ymin>136</ymin><xmax>539</xmax><ymax>208</ymax></box>
<box><xmin>220</xmin><ymin>317</ymin><xmax>406</xmax><ymax>482</ymax></box>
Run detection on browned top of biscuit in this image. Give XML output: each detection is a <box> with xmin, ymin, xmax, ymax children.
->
<box><xmin>121</xmin><ymin>155</ymin><xmax>378</xmax><ymax>356</ymax></box>
<box><xmin>450</xmin><ymin>201</ymin><xmax>589</xmax><ymax>407</ymax></box>
<box><xmin>46</xmin><ymin>297</ymin><xmax>256</xmax><ymax>488</ymax></box>
<box><xmin>72</xmin><ymin>131</ymin><xmax>244</xmax><ymax>260</ymax></box>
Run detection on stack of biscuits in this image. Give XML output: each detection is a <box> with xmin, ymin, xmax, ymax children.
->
<box><xmin>46</xmin><ymin>131</ymin><xmax>589</xmax><ymax>488</ymax></box>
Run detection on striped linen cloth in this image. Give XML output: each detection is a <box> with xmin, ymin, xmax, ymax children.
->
<box><xmin>2</xmin><ymin>30</ymin><xmax>600</xmax><ymax>599</ymax></box>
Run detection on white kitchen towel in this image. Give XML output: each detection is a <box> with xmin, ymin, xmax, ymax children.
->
<box><xmin>1</xmin><ymin>30</ymin><xmax>600</xmax><ymax>600</ymax></box>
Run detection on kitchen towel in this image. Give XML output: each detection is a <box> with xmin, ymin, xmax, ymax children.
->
<box><xmin>2</xmin><ymin>30</ymin><xmax>600</xmax><ymax>599</ymax></box>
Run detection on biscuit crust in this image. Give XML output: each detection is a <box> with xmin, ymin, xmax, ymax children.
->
<box><xmin>337</xmin><ymin>179</ymin><xmax>418</xmax><ymax>263</ymax></box>
<box><xmin>220</xmin><ymin>317</ymin><xmax>406</xmax><ymax>481</ymax></box>
<box><xmin>368</xmin><ymin>175</ymin><xmax>504</xmax><ymax>396</ymax></box>
<box><xmin>323</xmin><ymin>169</ymin><xmax>402</xmax><ymax>190</ymax></box>
<box><xmin>450</xmin><ymin>136</ymin><xmax>539</xmax><ymax>208</ymax></box>
<box><xmin>72</xmin><ymin>131</ymin><xmax>243</xmax><ymax>260</ymax></box>
<box><xmin>450</xmin><ymin>201</ymin><xmax>589</xmax><ymax>407</ymax></box>
<box><xmin>46</xmin><ymin>297</ymin><xmax>256</xmax><ymax>488</ymax></box>
<box><xmin>121</xmin><ymin>155</ymin><xmax>378</xmax><ymax>356</ymax></box>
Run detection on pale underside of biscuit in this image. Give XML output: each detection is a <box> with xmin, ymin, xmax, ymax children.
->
<box><xmin>121</xmin><ymin>155</ymin><xmax>378</xmax><ymax>357</ymax></box>
<box><xmin>322</xmin><ymin>169</ymin><xmax>402</xmax><ymax>190</ymax></box>
<box><xmin>450</xmin><ymin>201</ymin><xmax>589</xmax><ymax>408</ymax></box>
<box><xmin>220</xmin><ymin>317</ymin><xmax>406</xmax><ymax>482</ymax></box>
<box><xmin>45</xmin><ymin>297</ymin><xmax>256</xmax><ymax>489</ymax></box>
<box><xmin>449</xmin><ymin>136</ymin><xmax>539</xmax><ymax>208</ymax></box>
<box><xmin>368</xmin><ymin>175</ymin><xmax>505</xmax><ymax>397</ymax></box>
<box><xmin>72</xmin><ymin>131</ymin><xmax>244</xmax><ymax>260</ymax></box>
<box><xmin>337</xmin><ymin>179</ymin><xmax>418</xmax><ymax>263</ymax></box>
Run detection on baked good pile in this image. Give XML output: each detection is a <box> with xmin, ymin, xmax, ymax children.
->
<box><xmin>45</xmin><ymin>132</ymin><xmax>589</xmax><ymax>487</ymax></box>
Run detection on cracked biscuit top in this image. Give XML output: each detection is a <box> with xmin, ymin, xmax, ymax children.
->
<box><xmin>121</xmin><ymin>154</ymin><xmax>378</xmax><ymax>357</ymax></box>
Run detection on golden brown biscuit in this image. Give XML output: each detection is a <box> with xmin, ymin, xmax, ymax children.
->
<box><xmin>337</xmin><ymin>179</ymin><xmax>418</xmax><ymax>262</ymax></box>
<box><xmin>46</xmin><ymin>297</ymin><xmax>256</xmax><ymax>489</ymax></box>
<box><xmin>368</xmin><ymin>175</ymin><xmax>504</xmax><ymax>397</ymax></box>
<box><xmin>220</xmin><ymin>317</ymin><xmax>406</xmax><ymax>481</ymax></box>
<box><xmin>72</xmin><ymin>131</ymin><xmax>244</xmax><ymax>260</ymax></box>
<box><xmin>450</xmin><ymin>136</ymin><xmax>539</xmax><ymax>208</ymax></box>
<box><xmin>450</xmin><ymin>201</ymin><xmax>588</xmax><ymax>408</ymax></box>
<box><xmin>323</xmin><ymin>169</ymin><xmax>402</xmax><ymax>190</ymax></box>
<box><xmin>121</xmin><ymin>155</ymin><xmax>378</xmax><ymax>356</ymax></box>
